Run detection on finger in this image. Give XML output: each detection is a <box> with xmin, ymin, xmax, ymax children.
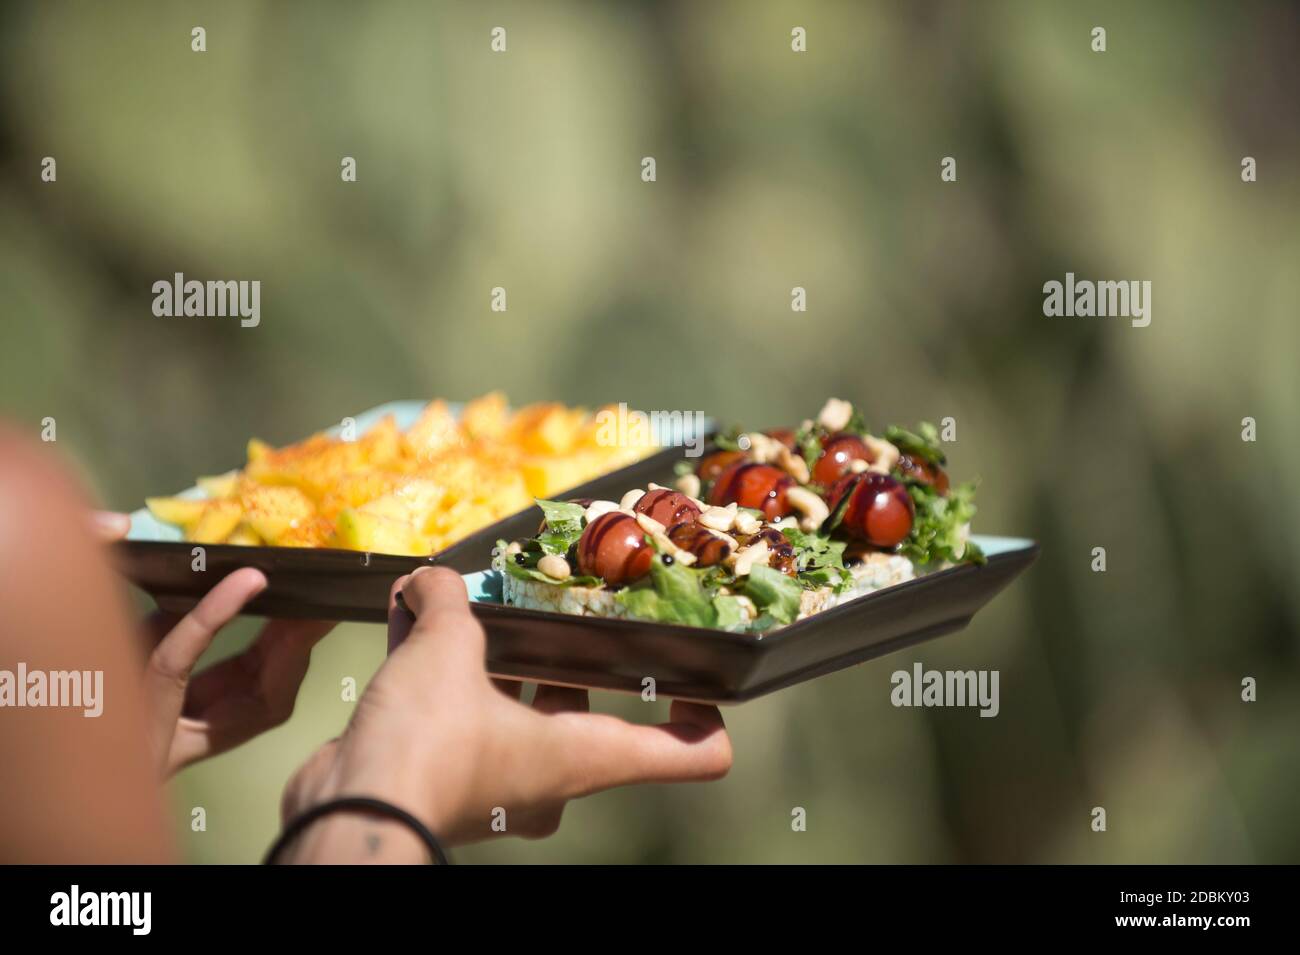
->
<box><xmin>170</xmin><ymin>619</ymin><xmax>326</xmax><ymax>764</ymax></box>
<box><xmin>532</xmin><ymin>684</ymin><xmax>589</xmax><ymax>714</ymax></box>
<box><xmin>252</xmin><ymin>616</ymin><xmax>335</xmax><ymax>667</ymax></box>
<box><xmin>399</xmin><ymin>566</ymin><xmax>471</xmax><ymax>620</ymax></box>
<box><xmin>91</xmin><ymin>510</ymin><xmax>131</xmax><ymax>542</ymax></box>
<box><xmin>669</xmin><ymin>698</ymin><xmax>727</xmax><ymax>729</ymax></box>
<box><xmin>552</xmin><ymin>702</ymin><xmax>732</xmax><ymax>797</ymax></box>
<box><xmin>145</xmin><ymin>568</ymin><xmax>267</xmax><ymax>726</ymax></box>
<box><xmin>183</xmin><ymin>617</ymin><xmax>334</xmax><ymax>719</ymax></box>
<box><xmin>150</xmin><ymin>568</ymin><xmax>268</xmax><ymax>683</ymax></box>
<box><xmin>140</xmin><ymin>609</ymin><xmax>182</xmax><ymax>652</ymax></box>
<box><xmin>169</xmin><ymin>617</ymin><xmax>330</xmax><ymax>769</ymax></box>
<box><xmin>398</xmin><ymin>567</ymin><xmax>486</xmax><ymax>668</ymax></box>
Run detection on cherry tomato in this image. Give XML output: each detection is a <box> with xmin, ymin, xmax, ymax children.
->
<box><xmin>576</xmin><ymin>512</ymin><xmax>654</xmax><ymax>585</ymax></box>
<box><xmin>633</xmin><ymin>488</ymin><xmax>701</xmax><ymax>527</ymax></box>
<box><xmin>827</xmin><ymin>473</ymin><xmax>914</xmax><ymax>548</ymax></box>
<box><xmin>697</xmin><ymin>450</ymin><xmax>748</xmax><ymax>483</ymax></box>
<box><xmin>896</xmin><ymin>454</ymin><xmax>950</xmax><ymax>495</ymax></box>
<box><xmin>811</xmin><ymin>433</ymin><xmax>874</xmax><ymax>485</ymax></box>
<box><xmin>708</xmin><ymin>462</ymin><xmax>794</xmax><ymax>521</ymax></box>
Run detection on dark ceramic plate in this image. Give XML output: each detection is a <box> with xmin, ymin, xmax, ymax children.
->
<box><xmin>462</xmin><ymin>535</ymin><xmax>1037</xmax><ymax>703</ymax></box>
<box><xmin>116</xmin><ymin>400</ymin><xmax>708</xmax><ymax>621</ymax></box>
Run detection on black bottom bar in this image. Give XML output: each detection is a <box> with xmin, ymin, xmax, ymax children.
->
<box><xmin>0</xmin><ymin>864</ymin><xmax>1281</xmax><ymax>939</ymax></box>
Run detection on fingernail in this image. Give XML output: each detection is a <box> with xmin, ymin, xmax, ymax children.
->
<box><xmin>91</xmin><ymin>511</ymin><xmax>130</xmax><ymax>538</ymax></box>
<box><xmin>394</xmin><ymin>589</ymin><xmax>415</xmax><ymax>618</ymax></box>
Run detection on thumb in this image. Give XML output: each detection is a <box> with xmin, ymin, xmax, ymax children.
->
<box><xmin>397</xmin><ymin>567</ymin><xmax>487</xmax><ymax>670</ymax></box>
<box><xmin>146</xmin><ymin>567</ymin><xmax>266</xmax><ymax>769</ymax></box>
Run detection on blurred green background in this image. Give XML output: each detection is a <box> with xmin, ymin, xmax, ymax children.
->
<box><xmin>2</xmin><ymin>0</ymin><xmax>1297</xmax><ymax>862</ymax></box>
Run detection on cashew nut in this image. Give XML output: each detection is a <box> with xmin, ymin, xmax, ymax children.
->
<box><xmin>635</xmin><ymin>512</ymin><xmax>666</xmax><ymax>537</ymax></box>
<box><xmin>537</xmin><ymin>554</ymin><xmax>572</xmax><ymax>581</ymax></box>
<box><xmin>733</xmin><ymin>509</ymin><xmax>762</xmax><ymax>536</ymax></box>
<box><xmin>730</xmin><ymin>540</ymin><xmax>771</xmax><ymax>577</ymax></box>
<box><xmin>699</xmin><ymin>502</ymin><xmax>738</xmax><ymax>532</ymax></box>
<box><xmin>635</xmin><ymin>512</ymin><xmax>697</xmax><ymax>564</ymax></box>
<box><xmin>864</xmin><ymin>435</ymin><xmax>900</xmax><ymax>474</ymax></box>
<box><xmin>776</xmin><ymin>445</ymin><xmax>810</xmax><ymax>483</ymax></box>
<box><xmin>786</xmin><ymin>485</ymin><xmax>830</xmax><ymax>532</ymax></box>
<box><xmin>706</xmin><ymin>527</ymin><xmax>740</xmax><ymax>550</ymax></box>
<box><xmin>817</xmin><ymin>398</ymin><xmax>854</xmax><ymax>432</ymax></box>
<box><xmin>651</xmin><ymin>530</ymin><xmax>697</xmax><ymax>565</ymax></box>
<box><xmin>743</xmin><ymin>432</ymin><xmax>781</xmax><ymax>464</ymax></box>
<box><xmin>584</xmin><ymin>500</ymin><xmax>620</xmax><ymax>523</ymax></box>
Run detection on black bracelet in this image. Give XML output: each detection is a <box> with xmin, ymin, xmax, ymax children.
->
<box><xmin>263</xmin><ymin>796</ymin><xmax>450</xmax><ymax>865</ymax></box>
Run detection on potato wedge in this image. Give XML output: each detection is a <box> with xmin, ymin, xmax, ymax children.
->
<box><xmin>358</xmin><ymin>479</ymin><xmax>446</xmax><ymax>531</ymax></box>
<box><xmin>226</xmin><ymin>522</ymin><xmax>263</xmax><ymax>546</ymax></box>
<box><xmin>404</xmin><ymin>401</ymin><xmax>463</xmax><ymax>461</ymax></box>
<box><xmin>186</xmin><ymin>499</ymin><xmax>244</xmax><ymax>544</ymax></box>
<box><xmin>276</xmin><ymin>516</ymin><xmax>334</xmax><ymax>548</ymax></box>
<box><xmin>146</xmin><ymin>496</ymin><xmax>207</xmax><ymax>529</ymax></box>
<box><xmin>240</xmin><ymin>485</ymin><xmax>316</xmax><ymax>545</ymax></box>
<box><xmin>460</xmin><ymin>391</ymin><xmax>509</xmax><ymax>440</ymax></box>
<box><xmin>335</xmin><ymin>509</ymin><xmax>431</xmax><ymax>556</ymax></box>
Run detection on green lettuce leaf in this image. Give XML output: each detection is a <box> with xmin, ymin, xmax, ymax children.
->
<box><xmin>712</xmin><ymin>428</ymin><xmax>748</xmax><ymax>453</ymax></box>
<box><xmin>884</xmin><ymin>422</ymin><xmax>946</xmax><ymax>466</ymax></box>
<box><xmin>741</xmin><ymin>564</ymin><xmax>802</xmax><ymax>625</ymax></box>
<box><xmin>794</xmin><ymin>422</ymin><xmax>825</xmax><ymax>472</ymax></box>
<box><xmin>616</xmin><ymin>555</ymin><xmax>718</xmax><ymax>628</ymax></box>
<box><xmin>898</xmin><ymin>480</ymin><xmax>984</xmax><ymax>566</ymax></box>
<box><xmin>498</xmin><ymin>540</ymin><xmax>601</xmax><ymax>587</ymax></box>
<box><xmin>535</xmin><ymin>498</ymin><xmax>586</xmax><ymax>556</ymax></box>
<box><xmin>781</xmin><ymin>526</ymin><xmax>852</xmax><ymax>591</ymax></box>
<box><xmin>712</xmin><ymin>594</ymin><xmax>749</xmax><ymax>632</ymax></box>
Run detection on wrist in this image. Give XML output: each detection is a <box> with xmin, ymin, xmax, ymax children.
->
<box><xmin>324</xmin><ymin>738</ymin><xmax>457</xmax><ymax>841</ymax></box>
<box><xmin>278</xmin><ymin>805</ymin><xmax>430</xmax><ymax>865</ymax></box>
<box><xmin>278</xmin><ymin>744</ymin><xmax>453</xmax><ymax>863</ymax></box>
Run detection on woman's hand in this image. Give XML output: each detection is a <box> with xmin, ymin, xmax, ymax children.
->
<box><xmin>142</xmin><ymin>568</ymin><xmax>334</xmax><ymax>775</ymax></box>
<box><xmin>93</xmin><ymin>511</ymin><xmax>333</xmax><ymax>776</ymax></box>
<box><xmin>279</xmin><ymin>567</ymin><xmax>733</xmax><ymax>861</ymax></box>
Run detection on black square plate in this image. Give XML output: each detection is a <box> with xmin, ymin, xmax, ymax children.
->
<box><xmin>463</xmin><ymin>535</ymin><xmax>1037</xmax><ymax>703</ymax></box>
<box><xmin>116</xmin><ymin>400</ymin><xmax>707</xmax><ymax>621</ymax></box>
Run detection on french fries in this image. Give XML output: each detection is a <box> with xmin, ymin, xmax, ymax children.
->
<box><xmin>144</xmin><ymin>394</ymin><xmax>657</xmax><ymax>556</ymax></box>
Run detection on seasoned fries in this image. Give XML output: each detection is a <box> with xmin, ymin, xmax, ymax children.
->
<box><xmin>144</xmin><ymin>394</ymin><xmax>658</xmax><ymax>556</ymax></box>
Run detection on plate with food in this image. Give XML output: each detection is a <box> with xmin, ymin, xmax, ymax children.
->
<box><xmin>459</xmin><ymin>398</ymin><xmax>1037</xmax><ymax>701</ymax></box>
<box><xmin>118</xmin><ymin>394</ymin><xmax>708</xmax><ymax>620</ymax></box>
